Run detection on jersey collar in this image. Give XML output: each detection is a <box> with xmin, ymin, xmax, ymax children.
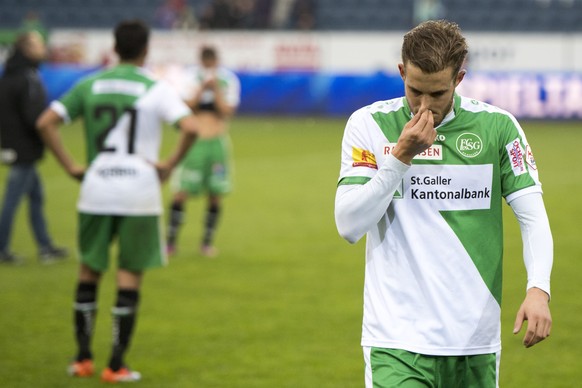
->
<box><xmin>403</xmin><ymin>93</ymin><xmax>461</xmax><ymax>129</ymax></box>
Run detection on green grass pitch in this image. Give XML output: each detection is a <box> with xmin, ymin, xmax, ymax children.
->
<box><xmin>0</xmin><ymin>116</ymin><xmax>580</xmax><ymax>387</ymax></box>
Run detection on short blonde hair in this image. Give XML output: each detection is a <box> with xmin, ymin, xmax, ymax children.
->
<box><xmin>402</xmin><ymin>20</ymin><xmax>468</xmax><ymax>76</ymax></box>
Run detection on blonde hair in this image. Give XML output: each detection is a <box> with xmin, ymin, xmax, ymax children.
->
<box><xmin>402</xmin><ymin>20</ymin><xmax>468</xmax><ymax>75</ymax></box>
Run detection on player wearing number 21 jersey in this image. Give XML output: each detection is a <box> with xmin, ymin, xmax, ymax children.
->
<box><xmin>50</xmin><ymin>64</ymin><xmax>191</xmax><ymax>215</ymax></box>
<box><xmin>36</xmin><ymin>20</ymin><xmax>199</xmax><ymax>382</ymax></box>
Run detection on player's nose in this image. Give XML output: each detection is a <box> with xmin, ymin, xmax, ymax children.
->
<box><xmin>418</xmin><ymin>96</ymin><xmax>432</xmax><ymax>112</ymax></box>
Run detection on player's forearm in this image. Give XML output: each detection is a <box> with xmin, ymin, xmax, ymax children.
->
<box><xmin>39</xmin><ymin>126</ymin><xmax>77</xmax><ymax>171</ymax></box>
<box><xmin>186</xmin><ymin>89</ymin><xmax>204</xmax><ymax>111</ymax></box>
<box><xmin>335</xmin><ymin>154</ymin><xmax>410</xmax><ymax>243</ymax></box>
<box><xmin>213</xmin><ymin>90</ymin><xmax>235</xmax><ymax>117</ymax></box>
<box><xmin>165</xmin><ymin>129</ymin><xmax>197</xmax><ymax>169</ymax></box>
<box><xmin>509</xmin><ymin>192</ymin><xmax>553</xmax><ymax>297</ymax></box>
<box><xmin>36</xmin><ymin>110</ymin><xmax>78</xmax><ymax>174</ymax></box>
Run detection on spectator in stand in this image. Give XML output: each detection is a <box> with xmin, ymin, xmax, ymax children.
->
<box><xmin>251</xmin><ymin>0</ymin><xmax>274</xmax><ymax>29</ymax></box>
<box><xmin>20</xmin><ymin>11</ymin><xmax>49</xmax><ymax>43</ymax></box>
<box><xmin>270</xmin><ymin>0</ymin><xmax>295</xmax><ymax>29</ymax></box>
<box><xmin>289</xmin><ymin>0</ymin><xmax>315</xmax><ymax>30</ymax></box>
<box><xmin>413</xmin><ymin>0</ymin><xmax>446</xmax><ymax>26</ymax></box>
<box><xmin>155</xmin><ymin>0</ymin><xmax>198</xmax><ymax>30</ymax></box>
<box><xmin>199</xmin><ymin>0</ymin><xmax>273</xmax><ymax>29</ymax></box>
<box><xmin>199</xmin><ymin>0</ymin><xmax>236</xmax><ymax>29</ymax></box>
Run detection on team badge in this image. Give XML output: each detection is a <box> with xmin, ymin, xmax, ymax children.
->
<box><xmin>456</xmin><ymin>133</ymin><xmax>483</xmax><ymax>158</ymax></box>
<box><xmin>352</xmin><ymin>146</ymin><xmax>378</xmax><ymax>169</ymax></box>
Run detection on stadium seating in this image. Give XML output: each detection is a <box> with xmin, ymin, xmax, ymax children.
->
<box><xmin>0</xmin><ymin>0</ymin><xmax>581</xmax><ymax>32</ymax></box>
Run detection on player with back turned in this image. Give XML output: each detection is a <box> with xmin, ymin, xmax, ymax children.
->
<box><xmin>335</xmin><ymin>20</ymin><xmax>553</xmax><ymax>387</ymax></box>
<box><xmin>36</xmin><ymin>20</ymin><xmax>199</xmax><ymax>383</ymax></box>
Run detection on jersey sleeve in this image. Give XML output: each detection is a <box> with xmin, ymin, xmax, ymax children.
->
<box><xmin>54</xmin><ymin>79</ymin><xmax>87</xmax><ymax>122</ymax></box>
<box><xmin>155</xmin><ymin>81</ymin><xmax>192</xmax><ymax>125</ymax></box>
<box><xmin>338</xmin><ymin>110</ymin><xmax>380</xmax><ymax>186</ymax></box>
<box><xmin>223</xmin><ymin>70</ymin><xmax>241</xmax><ymax>108</ymax></box>
<box><xmin>498</xmin><ymin>114</ymin><xmax>542</xmax><ymax>203</ymax></box>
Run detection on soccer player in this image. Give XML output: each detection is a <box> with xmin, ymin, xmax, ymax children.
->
<box><xmin>334</xmin><ymin>20</ymin><xmax>553</xmax><ymax>387</ymax></box>
<box><xmin>36</xmin><ymin>20</ymin><xmax>199</xmax><ymax>383</ymax></box>
<box><xmin>166</xmin><ymin>45</ymin><xmax>240</xmax><ymax>257</ymax></box>
<box><xmin>0</xmin><ymin>31</ymin><xmax>68</xmax><ymax>264</ymax></box>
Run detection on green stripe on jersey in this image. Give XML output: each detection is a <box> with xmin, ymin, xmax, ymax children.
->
<box><xmin>59</xmin><ymin>64</ymin><xmax>156</xmax><ymax>163</ymax></box>
<box><xmin>440</xmin><ymin>209</ymin><xmax>504</xmax><ymax>304</ymax></box>
<box><xmin>338</xmin><ymin>176</ymin><xmax>371</xmax><ymax>186</ymax></box>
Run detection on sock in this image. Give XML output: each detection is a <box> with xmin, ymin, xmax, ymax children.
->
<box><xmin>74</xmin><ymin>282</ymin><xmax>98</xmax><ymax>361</ymax></box>
<box><xmin>167</xmin><ymin>202</ymin><xmax>184</xmax><ymax>246</ymax></box>
<box><xmin>202</xmin><ymin>203</ymin><xmax>221</xmax><ymax>246</ymax></box>
<box><xmin>108</xmin><ymin>289</ymin><xmax>140</xmax><ymax>371</ymax></box>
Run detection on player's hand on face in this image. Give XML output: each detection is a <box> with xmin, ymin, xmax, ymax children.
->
<box><xmin>391</xmin><ymin>109</ymin><xmax>437</xmax><ymax>165</ymax></box>
<box><xmin>203</xmin><ymin>77</ymin><xmax>217</xmax><ymax>89</ymax></box>
<box><xmin>513</xmin><ymin>287</ymin><xmax>552</xmax><ymax>348</ymax></box>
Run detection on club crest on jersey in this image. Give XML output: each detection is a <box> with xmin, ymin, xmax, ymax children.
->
<box><xmin>456</xmin><ymin>133</ymin><xmax>483</xmax><ymax>158</ymax></box>
<box><xmin>506</xmin><ymin>138</ymin><xmax>527</xmax><ymax>176</ymax></box>
<box><xmin>352</xmin><ymin>146</ymin><xmax>378</xmax><ymax>169</ymax></box>
<box><xmin>525</xmin><ymin>145</ymin><xmax>537</xmax><ymax>170</ymax></box>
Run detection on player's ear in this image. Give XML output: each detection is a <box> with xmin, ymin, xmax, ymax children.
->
<box><xmin>398</xmin><ymin>63</ymin><xmax>406</xmax><ymax>80</ymax></box>
<box><xmin>455</xmin><ymin>69</ymin><xmax>466</xmax><ymax>87</ymax></box>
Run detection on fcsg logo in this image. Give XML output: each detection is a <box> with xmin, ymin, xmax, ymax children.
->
<box><xmin>456</xmin><ymin>133</ymin><xmax>483</xmax><ymax>158</ymax></box>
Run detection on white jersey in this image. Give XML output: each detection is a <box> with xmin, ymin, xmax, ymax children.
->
<box><xmin>52</xmin><ymin>64</ymin><xmax>191</xmax><ymax>215</ymax></box>
<box><xmin>338</xmin><ymin>94</ymin><xmax>542</xmax><ymax>356</ymax></box>
<box><xmin>184</xmin><ymin>65</ymin><xmax>240</xmax><ymax>109</ymax></box>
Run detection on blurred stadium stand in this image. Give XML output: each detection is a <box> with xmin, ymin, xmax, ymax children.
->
<box><xmin>0</xmin><ymin>0</ymin><xmax>582</xmax><ymax>31</ymax></box>
<box><xmin>2</xmin><ymin>0</ymin><xmax>582</xmax><ymax>119</ymax></box>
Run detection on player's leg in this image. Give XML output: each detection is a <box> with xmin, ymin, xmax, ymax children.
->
<box><xmin>166</xmin><ymin>190</ymin><xmax>188</xmax><ymax>255</ymax></box>
<box><xmin>68</xmin><ymin>264</ymin><xmax>102</xmax><ymax>377</ymax></box>
<box><xmin>101</xmin><ymin>215</ymin><xmax>163</xmax><ymax>382</ymax></box>
<box><xmin>167</xmin><ymin>143</ymin><xmax>204</xmax><ymax>255</ymax></box>
<box><xmin>201</xmin><ymin>136</ymin><xmax>232</xmax><ymax>257</ymax></box>
<box><xmin>200</xmin><ymin>194</ymin><xmax>221</xmax><ymax>257</ymax></box>
<box><xmin>101</xmin><ymin>269</ymin><xmax>143</xmax><ymax>383</ymax></box>
<box><xmin>68</xmin><ymin>213</ymin><xmax>112</xmax><ymax>377</ymax></box>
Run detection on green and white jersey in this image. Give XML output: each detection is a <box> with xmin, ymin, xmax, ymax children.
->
<box><xmin>186</xmin><ymin>65</ymin><xmax>240</xmax><ymax>109</ymax></box>
<box><xmin>51</xmin><ymin>64</ymin><xmax>191</xmax><ymax>215</ymax></box>
<box><xmin>338</xmin><ymin>94</ymin><xmax>541</xmax><ymax>356</ymax></box>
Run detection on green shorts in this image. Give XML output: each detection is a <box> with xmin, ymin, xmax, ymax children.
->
<box><xmin>78</xmin><ymin>213</ymin><xmax>166</xmax><ymax>272</ymax></box>
<box><xmin>172</xmin><ymin>136</ymin><xmax>232</xmax><ymax>196</ymax></box>
<box><xmin>364</xmin><ymin>347</ymin><xmax>498</xmax><ymax>388</ymax></box>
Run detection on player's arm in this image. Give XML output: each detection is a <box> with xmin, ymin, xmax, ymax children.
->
<box><xmin>154</xmin><ymin>114</ymin><xmax>199</xmax><ymax>182</ymax></box>
<box><xmin>335</xmin><ymin>109</ymin><xmax>435</xmax><ymax>243</ymax></box>
<box><xmin>509</xmin><ymin>192</ymin><xmax>553</xmax><ymax>348</ymax></box>
<box><xmin>211</xmin><ymin>79</ymin><xmax>237</xmax><ymax>118</ymax></box>
<box><xmin>36</xmin><ymin>108</ymin><xmax>85</xmax><ymax>180</ymax></box>
<box><xmin>185</xmin><ymin>84</ymin><xmax>204</xmax><ymax>111</ymax></box>
<box><xmin>335</xmin><ymin>154</ymin><xmax>410</xmax><ymax>243</ymax></box>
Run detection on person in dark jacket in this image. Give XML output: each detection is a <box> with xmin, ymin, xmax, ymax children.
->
<box><xmin>0</xmin><ymin>31</ymin><xmax>67</xmax><ymax>264</ymax></box>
